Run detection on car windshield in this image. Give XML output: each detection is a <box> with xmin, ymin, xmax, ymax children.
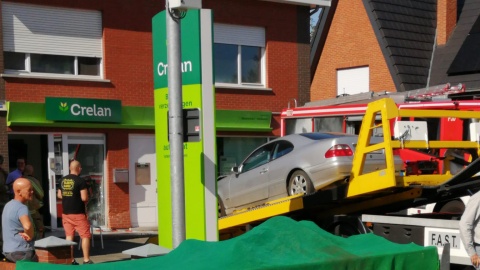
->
<box><xmin>299</xmin><ymin>133</ymin><xmax>354</xmax><ymax>140</ymax></box>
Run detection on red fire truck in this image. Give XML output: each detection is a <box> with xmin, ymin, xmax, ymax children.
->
<box><xmin>280</xmin><ymin>83</ymin><xmax>480</xmax><ymax>214</ymax></box>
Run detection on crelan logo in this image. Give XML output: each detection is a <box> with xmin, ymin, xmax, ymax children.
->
<box><xmin>59</xmin><ymin>102</ymin><xmax>69</xmax><ymax>113</ymax></box>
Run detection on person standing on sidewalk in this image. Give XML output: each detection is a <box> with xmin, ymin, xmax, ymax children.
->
<box><xmin>57</xmin><ymin>160</ymin><xmax>93</xmax><ymax>265</ymax></box>
<box><xmin>2</xmin><ymin>178</ymin><xmax>38</xmax><ymax>262</ymax></box>
<box><xmin>459</xmin><ymin>190</ymin><xmax>480</xmax><ymax>269</ymax></box>
<box><xmin>23</xmin><ymin>165</ymin><xmax>45</xmax><ymax>240</ymax></box>
<box><xmin>6</xmin><ymin>158</ymin><xmax>26</xmax><ymax>199</ymax></box>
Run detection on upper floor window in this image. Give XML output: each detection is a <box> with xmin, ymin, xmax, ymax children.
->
<box><xmin>337</xmin><ymin>66</ymin><xmax>369</xmax><ymax>96</ymax></box>
<box><xmin>2</xmin><ymin>2</ymin><xmax>103</xmax><ymax>79</ymax></box>
<box><xmin>214</xmin><ymin>24</ymin><xmax>266</xmax><ymax>88</ymax></box>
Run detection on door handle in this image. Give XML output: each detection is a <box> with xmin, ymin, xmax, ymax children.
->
<box><xmin>260</xmin><ymin>168</ymin><xmax>268</xmax><ymax>174</ymax></box>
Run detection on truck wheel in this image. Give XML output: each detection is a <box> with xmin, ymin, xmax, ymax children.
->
<box><xmin>437</xmin><ymin>200</ymin><xmax>465</xmax><ymax>214</ymax></box>
<box><xmin>288</xmin><ymin>170</ymin><xmax>314</xmax><ymax>196</ymax></box>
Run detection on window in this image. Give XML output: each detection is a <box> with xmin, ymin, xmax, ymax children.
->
<box><xmin>314</xmin><ymin>117</ymin><xmax>343</xmax><ymax>132</ymax></box>
<box><xmin>337</xmin><ymin>67</ymin><xmax>369</xmax><ymax>96</ymax></box>
<box><xmin>242</xmin><ymin>143</ymin><xmax>274</xmax><ymax>172</ymax></box>
<box><xmin>214</xmin><ymin>23</ymin><xmax>265</xmax><ymax>88</ymax></box>
<box><xmin>285</xmin><ymin>118</ymin><xmax>312</xmax><ymax>135</ymax></box>
<box><xmin>217</xmin><ymin>137</ymin><xmax>268</xmax><ymax>176</ymax></box>
<box><xmin>272</xmin><ymin>141</ymin><xmax>294</xmax><ymax>160</ymax></box>
<box><xmin>2</xmin><ymin>3</ymin><xmax>103</xmax><ymax>78</ymax></box>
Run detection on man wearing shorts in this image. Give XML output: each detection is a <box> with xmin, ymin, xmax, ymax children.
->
<box><xmin>57</xmin><ymin>160</ymin><xmax>93</xmax><ymax>265</ymax></box>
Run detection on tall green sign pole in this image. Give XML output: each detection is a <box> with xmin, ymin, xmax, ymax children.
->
<box><xmin>153</xmin><ymin>8</ymin><xmax>217</xmax><ymax>249</ymax></box>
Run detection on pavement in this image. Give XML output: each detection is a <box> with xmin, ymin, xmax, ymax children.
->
<box><xmin>44</xmin><ymin>227</ymin><xmax>158</xmax><ymax>264</ymax></box>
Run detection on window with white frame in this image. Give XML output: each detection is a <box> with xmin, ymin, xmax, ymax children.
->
<box><xmin>2</xmin><ymin>2</ymin><xmax>103</xmax><ymax>78</ymax></box>
<box><xmin>337</xmin><ymin>66</ymin><xmax>370</xmax><ymax>96</ymax></box>
<box><xmin>214</xmin><ymin>23</ymin><xmax>266</xmax><ymax>87</ymax></box>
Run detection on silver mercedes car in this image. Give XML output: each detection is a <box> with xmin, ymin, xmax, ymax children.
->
<box><xmin>217</xmin><ymin>132</ymin><xmax>400</xmax><ymax>216</ymax></box>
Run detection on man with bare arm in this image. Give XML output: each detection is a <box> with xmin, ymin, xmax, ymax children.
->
<box><xmin>57</xmin><ymin>160</ymin><xmax>93</xmax><ymax>265</ymax></box>
<box><xmin>2</xmin><ymin>178</ymin><xmax>38</xmax><ymax>262</ymax></box>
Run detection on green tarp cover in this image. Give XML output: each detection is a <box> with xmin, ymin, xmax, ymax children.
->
<box><xmin>16</xmin><ymin>216</ymin><xmax>438</xmax><ymax>270</ymax></box>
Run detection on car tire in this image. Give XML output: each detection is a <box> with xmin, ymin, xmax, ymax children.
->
<box><xmin>218</xmin><ymin>198</ymin><xmax>226</xmax><ymax>218</ymax></box>
<box><xmin>288</xmin><ymin>170</ymin><xmax>314</xmax><ymax>196</ymax></box>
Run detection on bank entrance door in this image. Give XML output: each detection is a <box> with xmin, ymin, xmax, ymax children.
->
<box><xmin>48</xmin><ymin>134</ymin><xmax>106</xmax><ymax>229</ymax></box>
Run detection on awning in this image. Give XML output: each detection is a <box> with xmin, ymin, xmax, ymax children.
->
<box><xmin>7</xmin><ymin>102</ymin><xmax>272</xmax><ymax>132</ymax></box>
<box><xmin>7</xmin><ymin>102</ymin><xmax>154</xmax><ymax>129</ymax></box>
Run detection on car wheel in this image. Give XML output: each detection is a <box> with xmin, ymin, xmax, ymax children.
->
<box><xmin>288</xmin><ymin>170</ymin><xmax>314</xmax><ymax>196</ymax></box>
<box><xmin>218</xmin><ymin>198</ymin><xmax>226</xmax><ymax>218</ymax></box>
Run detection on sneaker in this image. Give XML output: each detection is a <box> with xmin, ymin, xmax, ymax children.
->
<box><xmin>83</xmin><ymin>260</ymin><xmax>94</xmax><ymax>264</ymax></box>
<box><xmin>71</xmin><ymin>260</ymin><xmax>79</xmax><ymax>265</ymax></box>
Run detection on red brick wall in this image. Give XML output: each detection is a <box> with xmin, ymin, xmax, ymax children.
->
<box><xmin>205</xmin><ymin>0</ymin><xmax>305</xmax><ymax>115</ymax></box>
<box><xmin>311</xmin><ymin>0</ymin><xmax>396</xmax><ymax>101</ymax></box>
<box><xmin>105</xmin><ymin>129</ymin><xmax>131</xmax><ymax>229</ymax></box>
<box><xmin>6</xmin><ymin>0</ymin><xmax>306</xmax><ymax>115</ymax></box>
<box><xmin>0</xmin><ymin>1</ymin><xmax>8</xmax><ymax>169</ymax></box>
<box><xmin>36</xmin><ymin>246</ymin><xmax>72</xmax><ymax>264</ymax></box>
<box><xmin>437</xmin><ymin>0</ymin><xmax>457</xmax><ymax>46</ymax></box>
<box><xmin>5</xmin><ymin>0</ymin><xmax>163</xmax><ymax>106</ymax></box>
<box><xmin>3</xmin><ymin>0</ymin><xmax>308</xmax><ymax>228</ymax></box>
<box><xmin>2</xmin><ymin>0</ymin><xmax>160</xmax><ymax>230</ymax></box>
<box><xmin>0</xmin><ymin>261</ymin><xmax>15</xmax><ymax>270</ymax></box>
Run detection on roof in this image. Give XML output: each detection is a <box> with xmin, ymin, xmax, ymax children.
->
<box><xmin>310</xmin><ymin>0</ymin><xmax>480</xmax><ymax>93</ymax></box>
<box><xmin>429</xmin><ymin>0</ymin><xmax>480</xmax><ymax>91</ymax></box>
<box><xmin>310</xmin><ymin>1</ymin><xmax>338</xmax><ymax>81</ymax></box>
<box><xmin>363</xmin><ymin>0</ymin><xmax>437</xmax><ymax>92</ymax></box>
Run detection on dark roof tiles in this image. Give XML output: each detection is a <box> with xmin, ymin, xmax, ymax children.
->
<box><xmin>364</xmin><ymin>0</ymin><xmax>436</xmax><ymax>91</ymax></box>
<box><xmin>429</xmin><ymin>0</ymin><xmax>480</xmax><ymax>90</ymax></box>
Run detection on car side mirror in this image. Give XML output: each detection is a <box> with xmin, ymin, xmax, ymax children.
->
<box><xmin>232</xmin><ymin>166</ymin><xmax>239</xmax><ymax>174</ymax></box>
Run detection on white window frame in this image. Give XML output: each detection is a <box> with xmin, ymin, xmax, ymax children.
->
<box><xmin>337</xmin><ymin>66</ymin><xmax>370</xmax><ymax>96</ymax></box>
<box><xmin>5</xmin><ymin>52</ymin><xmax>103</xmax><ymax>77</ymax></box>
<box><xmin>2</xmin><ymin>2</ymin><xmax>105</xmax><ymax>81</ymax></box>
<box><xmin>214</xmin><ymin>23</ymin><xmax>268</xmax><ymax>90</ymax></box>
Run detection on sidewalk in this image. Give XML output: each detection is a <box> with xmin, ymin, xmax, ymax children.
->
<box><xmin>44</xmin><ymin>228</ymin><xmax>158</xmax><ymax>264</ymax></box>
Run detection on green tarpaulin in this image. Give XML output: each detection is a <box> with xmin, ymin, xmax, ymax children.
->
<box><xmin>16</xmin><ymin>216</ymin><xmax>438</xmax><ymax>270</ymax></box>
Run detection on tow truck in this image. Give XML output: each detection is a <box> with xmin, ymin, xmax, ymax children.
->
<box><xmin>219</xmin><ymin>96</ymin><xmax>480</xmax><ymax>267</ymax></box>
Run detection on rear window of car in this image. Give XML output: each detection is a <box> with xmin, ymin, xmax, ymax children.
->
<box><xmin>300</xmin><ymin>133</ymin><xmax>354</xmax><ymax>140</ymax></box>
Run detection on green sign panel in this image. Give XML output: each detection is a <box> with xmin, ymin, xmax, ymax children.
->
<box><xmin>45</xmin><ymin>97</ymin><xmax>122</xmax><ymax>123</ymax></box>
<box><xmin>153</xmin><ymin>9</ymin><xmax>217</xmax><ymax>249</ymax></box>
<box><xmin>153</xmin><ymin>13</ymin><xmax>202</xmax><ymax>89</ymax></box>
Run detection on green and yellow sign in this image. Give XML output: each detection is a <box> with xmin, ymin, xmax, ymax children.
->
<box><xmin>153</xmin><ymin>9</ymin><xmax>217</xmax><ymax>248</ymax></box>
<box><xmin>45</xmin><ymin>97</ymin><xmax>121</xmax><ymax>123</ymax></box>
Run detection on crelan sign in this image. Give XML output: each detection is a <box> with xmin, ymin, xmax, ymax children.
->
<box><xmin>46</xmin><ymin>97</ymin><xmax>122</xmax><ymax>123</ymax></box>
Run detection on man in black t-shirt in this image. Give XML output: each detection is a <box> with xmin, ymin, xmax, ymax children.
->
<box><xmin>57</xmin><ymin>160</ymin><xmax>93</xmax><ymax>265</ymax></box>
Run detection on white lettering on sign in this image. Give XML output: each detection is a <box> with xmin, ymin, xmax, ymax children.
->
<box><xmin>157</xmin><ymin>61</ymin><xmax>193</xmax><ymax>77</ymax></box>
<box><xmin>71</xmin><ymin>104</ymin><xmax>112</xmax><ymax>117</ymax></box>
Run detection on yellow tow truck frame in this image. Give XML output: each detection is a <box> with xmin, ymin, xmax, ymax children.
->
<box><xmin>219</xmin><ymin>98</ymin><xmax>480</xmax><ymax>233</ymax></box>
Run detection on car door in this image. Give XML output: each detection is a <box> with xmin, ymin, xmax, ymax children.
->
<box><xmin>268</xmin><ymin>140</ymin><xmax>295</xmax><ymax>199</ymax></box>
<box><xmin>229</xmin><ymin>142</ymin><xmax>274</xmax><ymax>208</ymax></box>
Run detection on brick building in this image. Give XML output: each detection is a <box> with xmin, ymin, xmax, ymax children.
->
<box><xmin>310</xmin><ymin>0</ymin><xmax>480</xmax><ymax>101</ymax></box>
<box><xmin>0</xmin><ymin>0</ymin><xmax>315</xmax><ymax>231</ymax></box>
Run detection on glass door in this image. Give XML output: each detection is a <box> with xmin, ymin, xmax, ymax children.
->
<box><xmin>47</xmin><ymin>134</ymin><xmax>106</xmax><ymax>229</ymax></box>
